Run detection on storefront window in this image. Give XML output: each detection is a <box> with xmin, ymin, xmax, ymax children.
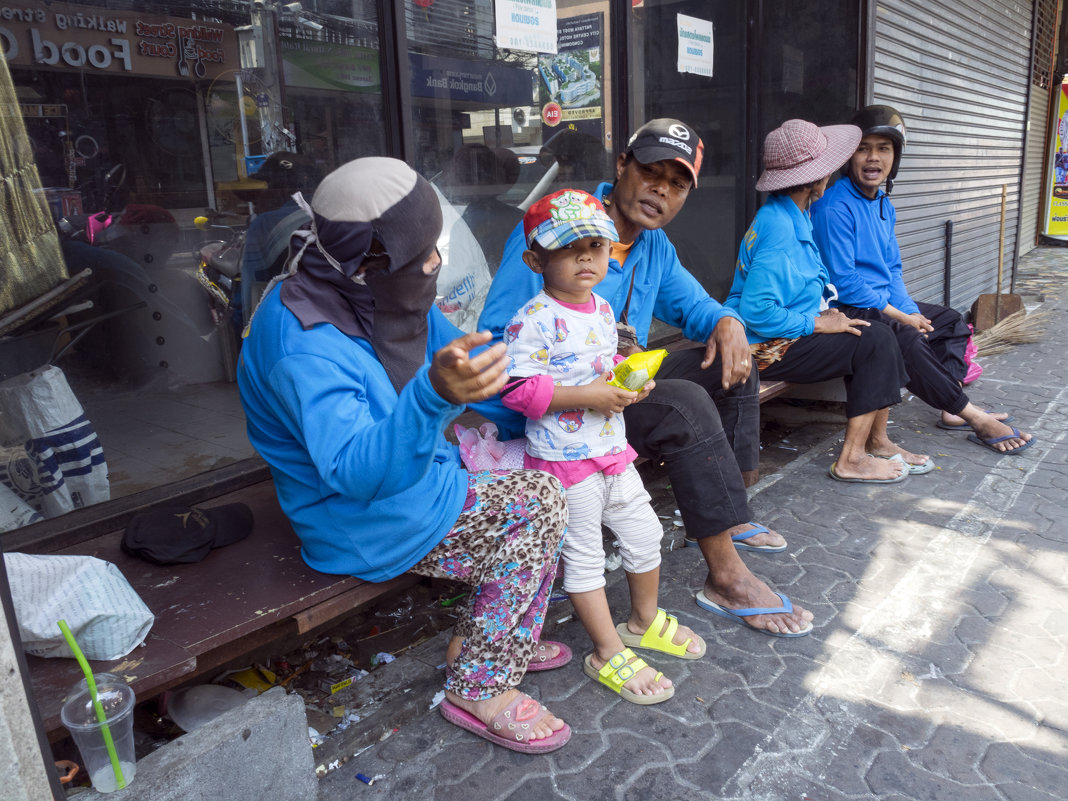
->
<box><xmin>627</xmin><ymin>0</ymin><xmax>747</xmax><ymax>307</ymax></box>
<box><xmin>404</xmin><ymin>0</ymin><xmax>614</xmax><ymax>329</ymax></box>
<box><xmin>756</xmin><ymin>1</ymin><xmax>861</xmax><ymax>140</ymax></box>
<box><xmin>1</xmin><ymin>0</ymin><xmax>861</xmax><ymax>538</ymax></box>
<box><xmin>1</xmin><ymin>1</ymin><xmax>384</xmax><ymax>534</ymax></box>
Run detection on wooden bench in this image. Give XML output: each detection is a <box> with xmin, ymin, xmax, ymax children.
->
<box><xmin>19</xmin><ymin>338</ymin><xmax>788</xmax><ymax>741</ymax></box>
<box><xmin>655</xmin><ymin>335</ymin><xmax>792</xmax><ymax>405</ymax></box>
<box><xmin>16</xmin><ymin>472</ymin><xmax>415</xmax><ymax>741</ymax></box>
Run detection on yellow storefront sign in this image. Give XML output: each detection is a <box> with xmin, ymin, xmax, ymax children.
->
<box><xmin>1045</xmin><ymin>82</ymin><xmax>1068</xmax><ymax>238</ymax></box>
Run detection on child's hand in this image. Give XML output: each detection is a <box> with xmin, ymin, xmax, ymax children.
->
<box><xmin>632</xmin><ymin>380</ymin><xmax>655</xmax><ymax>403</ymax></box>
<box><xmin>584</xmin><ymin>373</ymin><xmax>641</xmax><ymax>417</ymax></box>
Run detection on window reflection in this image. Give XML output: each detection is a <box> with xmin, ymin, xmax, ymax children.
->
<box><xmin>1</xmin><ymin>0</ymin><xmax>858</xmax><ymax>535</ymax></box>
<box><xmin>407</xmin><ymin>0</ymin><xmax>614</xmax><ymax>331</ymax></box>
<box><xmin>1</xmin><ymin>1</ymin><xmax>383</xmax><ymax>533</ymax></box>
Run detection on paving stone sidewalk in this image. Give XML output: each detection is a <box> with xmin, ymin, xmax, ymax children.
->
<box><xmin>319</xmin><ymin>248</ymin><xmax>1068</xmax><ymax>801</ymax></box>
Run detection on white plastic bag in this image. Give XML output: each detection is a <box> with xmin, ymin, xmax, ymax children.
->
<box><xmin>0</xmin><ymin>365</ymin><xmax>110</xmax><ymax>518</ymax></box>
<box><xmin>4</xmin><ymin>553</ymin><xmax>154</xmax><ymax>661</ymax></box>
<box><xmin>454</xmin><ymin>422</ymin><xmax>526</xmax><ymax>472</ymax></box>
<box><xmin>432</xmin><ymin>185</ymin><xmax>492</xmax><ymax>333</ymax></box>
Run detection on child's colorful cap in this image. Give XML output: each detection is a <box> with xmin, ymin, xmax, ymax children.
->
<box><xmin>523</xmin><ymin>189</ymin><xmax>618</xmax><ymax>250</ymax></box>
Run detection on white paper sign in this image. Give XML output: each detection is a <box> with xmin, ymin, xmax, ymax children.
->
<box><xmin>495</xmin><ymin>0</ymin><xmax>558</xmax><ymax>54</ymax></box>
<box><xmin>677</xmin><ymin>13</ymin><xmax>714</xmax><ymax>77</ymax></box>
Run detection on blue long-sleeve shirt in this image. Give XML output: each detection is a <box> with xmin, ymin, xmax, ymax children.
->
<box><xmin>237</xmin><ymin>286</ymin><xmax>470</xmax><ymax>581</ymax></box>
<box><xmin>810</xmin><ymin>177</ymin><xmax>920</xmax><ymax>315</ymax></box>
<box><xmin>725</xmin><ymin>194</ymin><xmax>833</xmax><ymax>343</ymax></box>
<box><xmin>478</xmin><ymin>181</ymin><xmax>741</xmax><ymax>349</ymax></box>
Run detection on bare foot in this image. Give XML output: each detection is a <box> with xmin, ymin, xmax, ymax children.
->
<box><xmin>444</xmin><ymin>689</ymin><xmax>565</xmax><ymax>741</ymax></box>
<box><xmin>725</xmin><ymin>521</ymin><xmax>787</xmax><ymax>551</ymax></box>
<box><xmin>969</xmin><ymin>415</ymin><xmax>1032</xmax><ymax>453</ymax></box>
<box><xmin>941</xmin><ymin>409</ymin><xmax>1009</xmax><ymax>428</ymax></box>
<box><xmin>623</xmin><ymin>613</ymin><xmax>704</xmax><ymax>656</ymax></box>
<box><xmin>588</xmin><ymin>650</ymin><xmax>672</xmax><ymax>697</ymax></box>
<box><xmin>700</xmin><ymin>571</ymin><xmax>814</xmax><ymax>636</ymax></box>
<box><xmin>695</xmin><ymin>532</ymin><xmax>814</xmax><ymax>635</ymax></box>
<box><xmin>831</xmin><ymin>453</ymin><xmax>905</xmax><ymax>481</ymax></box>
<box><xmin>866</xmin><ymin>441</ymin><xmax>931</xmax><ymax>467</ymax></box>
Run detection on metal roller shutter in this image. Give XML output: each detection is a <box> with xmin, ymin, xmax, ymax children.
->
<box><xmin>1020</xmin><ymin>82</ymin><xmax>1051</xmax><ymax>256</ymax></box>
<box><xmin>1020</xmin><ymin>0</ymin><xmax>1061</xmax><ymax>257</ymax></box>
<box><xmin>872</xmin><ymin>0</ymin><xmax>1033</xmax><ymax>310</ymax></box>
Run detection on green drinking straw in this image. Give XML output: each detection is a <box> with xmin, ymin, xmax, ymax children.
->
<box><xmin>57</xmin><ymin>620</ymin><xmax>126</xmax><ymax>791</ymax></box>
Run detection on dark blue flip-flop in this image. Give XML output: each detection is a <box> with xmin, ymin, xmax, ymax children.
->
<box><xmin>695</xmin><ymin>590</ymin><xmax>812</xmax><ymax>637</ymax></box>
<box><xmin>936</xmin><ymin>411</ymin><xmax>1014</xmax><ymax>430</ymax></box>
<box><xmin>967</xmin><ymin>427</ymin><xmax>1034</xmax><ymax>455</ymax></box>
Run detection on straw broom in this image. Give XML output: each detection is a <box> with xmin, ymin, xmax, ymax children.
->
<box><xmin>971</xmin><ymin>308</ymin><xmax>1050</xmax><ymax>356</ymax></box>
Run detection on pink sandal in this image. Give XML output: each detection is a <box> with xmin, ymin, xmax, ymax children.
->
<box><xmin>526</xmin><ymin>640</ymin><xmax>572</xmax><ymax>672</ymax></box>
<box><xmin>439</xmin><ymin>694</ymin><xmax>571</xmax><ymax>754</ymax></box>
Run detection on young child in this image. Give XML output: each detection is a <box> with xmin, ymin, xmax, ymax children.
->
<box><xmin>501</xmin><ymin>188</ymin><xmax>705</xmax><ymax>705</ymax></box>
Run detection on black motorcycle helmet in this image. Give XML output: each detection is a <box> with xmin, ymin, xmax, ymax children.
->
<box><xmin>850</xmin><ymin>105</ymin><xmax>907</xmax><ymax>194</ymax></box>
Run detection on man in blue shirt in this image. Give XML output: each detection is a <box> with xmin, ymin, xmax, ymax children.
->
<box><xmin>480</xmin><ymin>119</ymin><xmax>814</xmax><ymax>637</ymax></box>
<box><xmin>811</xmin><ymin>106</ymin><xmax>1033</xmax><ymax>455</ymax></box>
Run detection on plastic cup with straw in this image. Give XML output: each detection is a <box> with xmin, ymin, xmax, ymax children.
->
<box><xmin>57</xmin><ymin>620</ymin><xmax>127</xmax><ymax>791</ymax></box>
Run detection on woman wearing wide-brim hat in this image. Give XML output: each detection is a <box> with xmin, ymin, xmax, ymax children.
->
<box><xmin>724</xmin><ymin>119</ymin><xmax>932</xmax><ymax>483</ymax></box>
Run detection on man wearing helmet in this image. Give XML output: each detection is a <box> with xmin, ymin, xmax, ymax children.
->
<box><xmin>812</xmin><ymin>106</ymin><xmax>1033</xmax><ymax>455</ymax></box>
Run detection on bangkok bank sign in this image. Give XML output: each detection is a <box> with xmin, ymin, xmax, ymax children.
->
<box><xmin>0</xmin><ymin>2</ymin><xmax>235</xmax><ymax>79</ymax></box>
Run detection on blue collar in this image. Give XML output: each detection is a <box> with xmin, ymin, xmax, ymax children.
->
<box><xmin>769</xmin><ymin>193</ymin><xmax>815</xmax><ymax>244</ymax></box>
<box><xmin>844</xmin><ymin>176</ymin><xmax>885</xmax><ymax>203</ymax></box>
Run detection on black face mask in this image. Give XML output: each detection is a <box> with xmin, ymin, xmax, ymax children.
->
<box><xmin>364</xmin><ymin>248</ymin><xmax>440</xmax><ymax>393</ymax></box>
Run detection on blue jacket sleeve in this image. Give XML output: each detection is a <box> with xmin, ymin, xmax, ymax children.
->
<box><xmin>647</xmin><ymin>237</ymin><xmax>740</xmax><ymax>344</ymax></box>
<box><xmin>478</xmin><ymin>223</ymin><xmax>542</xmax><ymax>345</ymax></box>
<box><xmin>266</xmin><ymin>356</ymin><xmax>463</xmax><ymax>502</ymax></box>
<box><xmin>736</xmin><ymin>247</ymin><xmax>816</xmax><ymax>340</ymax></box>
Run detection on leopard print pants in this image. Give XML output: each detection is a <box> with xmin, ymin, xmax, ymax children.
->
<box><xmin>410</xmin><ymin>469</ymin><xmax>567</xmax><ymax>700</ymax></box>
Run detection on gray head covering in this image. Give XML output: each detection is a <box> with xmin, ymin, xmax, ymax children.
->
<box><xmin>264</xmin><ymin>157</ymin><xmax>444</xmax><ymax>393</ymax></box>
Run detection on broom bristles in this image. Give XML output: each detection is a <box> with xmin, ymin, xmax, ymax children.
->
<box><xmin>972</xmin><ymin>309</ymin><xmax>1049</xmax><ymax>356</ymax></box>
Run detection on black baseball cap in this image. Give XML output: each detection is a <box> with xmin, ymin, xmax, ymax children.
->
<box><xmin>121</xmin><ymin>503</ymin><xmax>254</xmax><ymax>565</ymax></box>
<box><xmin>250</xmin><ymin>152</ymin><xmax>320</xmax><ymax>190</ymax></box>
<box><xmin>624</xmin><ymin>118</ymin><xmax>704</xmax><ymax>187</ymax></box>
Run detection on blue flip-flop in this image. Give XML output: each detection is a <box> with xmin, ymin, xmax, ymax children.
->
<box><xmin>684</xmin><ymin>522</ymin><xmax>788</xmax><ymax>553</ymax></box>
<box><xmin>936</xmin><ymin>411</ymin><xmax>1014</xmax><ymax>430</ymax></box>
<box><xmin>695</xmin><ymin>590</ymin><xmax>813</xmax><ymax>638</ymax></box>
<box><xmin>731</xmin><ymin>523</ymin><xmax>788</xmax><ymax>553</ymax></box>
<box><xmin>967</xmin><ymin>427</ymin><xmax>1035</xmax><ymax>455</ymax></box>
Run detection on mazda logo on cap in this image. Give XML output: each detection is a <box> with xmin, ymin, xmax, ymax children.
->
<box><xmin>668</xmin><ymin>124</ymin><xmax>690</xmax><ymax>140</ymax></box>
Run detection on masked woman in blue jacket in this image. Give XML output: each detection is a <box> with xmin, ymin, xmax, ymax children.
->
<box><xmin>726</xmin><ymin>121</ymin><xmax>930</xmax><ymax>484</ymax></box>
<box><xmin>238</xmin><ymin>157</ymin><xmax>571</xmax><ymax>754</ymax></box>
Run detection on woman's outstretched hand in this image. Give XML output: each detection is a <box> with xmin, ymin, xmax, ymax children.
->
<box><xmin>430</xmin><ymin>331</ymin><xmax>509</xmax><ymax>405</ymax></box>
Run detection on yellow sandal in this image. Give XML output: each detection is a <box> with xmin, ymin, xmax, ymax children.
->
<box><xmin>582</xmin><ymin>648</ymin><xmax>675</xmax><ymax>705</ymax></box>
<box><xmin>615</xmin><ymin>608</ymin><xmax>706</xmax><ymax>660</ymax></box>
